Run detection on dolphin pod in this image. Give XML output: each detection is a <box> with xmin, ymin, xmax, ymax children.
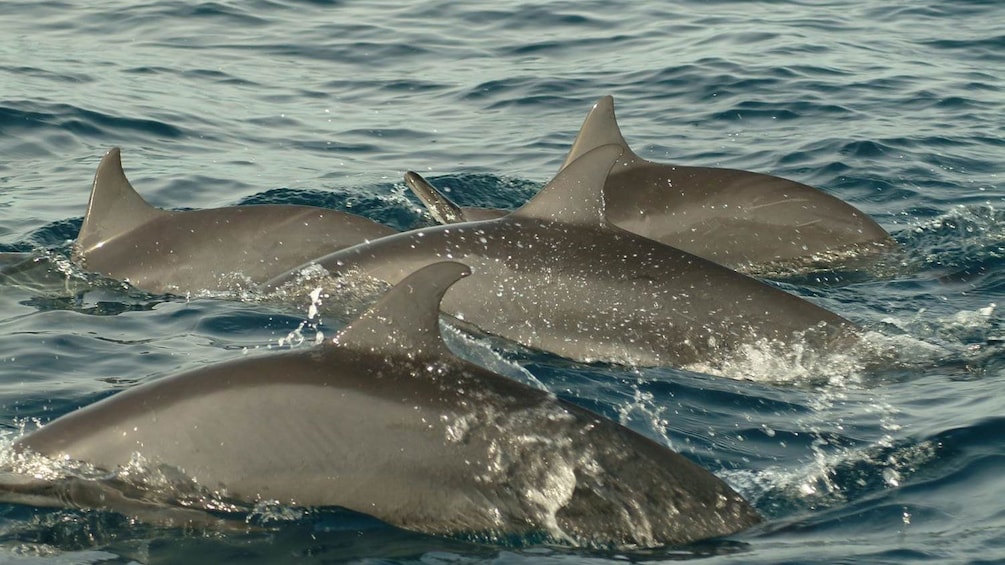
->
<box><xmin>73</xmin><ymin>148</ymin><xmax>396</xmax><ymax>295</ymax></box>
<box><xmin>3</xmin><ymin>98</ymin><xmax>897</xmax><ymax>546</ymax></box>
<box><xmin>266</xmin><ymin>144</ymin><xmax>857</xmax><ymax>367</ymax></box>
<box><xmin>69</xmin><ymin>97</ymin><xmax>895</xmax><ymax>299</ymax></box>
<box><xmin>406</xmin><ymin>95</ymin><xmax>895</xmax><ymax>272</ymax></box>
<box><xmin>12</xmin><ymin>262</ymin><xmax>762</xmax><ymax>548</ymax></box>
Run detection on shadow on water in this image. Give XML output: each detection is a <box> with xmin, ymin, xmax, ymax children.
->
<box><xmin>0</xmin><ymin>503</ymin><xmax>762</xmax><ymax>563</ymax></box>
<box><xmin>0</xmin><ymin>506</ymin><xmax>486</xmax><ymax>563</ymax></box>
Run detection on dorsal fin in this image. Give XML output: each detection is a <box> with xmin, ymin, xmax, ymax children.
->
<box><xmin>404</xmin><ymin>171</ymin><xmax>467</xmax><ymax>224</ymax></box>
<box><xmin>558</xmin><ymin>96</ymin><xmax>637</xmax><ymax>171</ymax></box>
<box><xmin>512</xmin><ymin>144</ymin><xmax>624</xmax><ymax>226</ymax></box>
<box><xmin>334</xmin><ymin>261</ymin><xmax>471</xmax><ymax>358</ymax></box>
<box><xmin>75</xmin><ymin>148</ymin><xmax>165</xmax><ymax>255</ymax></box>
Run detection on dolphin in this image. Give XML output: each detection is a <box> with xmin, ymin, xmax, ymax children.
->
<box><xmin>405</xmin><ymin>96</ymin><xmax>895</xmax><ymax>273</ymax></box>
<box><xmin>12</xmin><ymin>262</ymin><xmax>762</xmax><ymax>548</ymax></box>
<box><xmin>72</xmin><ymin>148</ymin><xmax>397</xmax><ymax>295</ymax></box>
<box><xmin>265</xmin><ymin>144</ymin><xmax>856</xmax><ymax>368</ymax></box>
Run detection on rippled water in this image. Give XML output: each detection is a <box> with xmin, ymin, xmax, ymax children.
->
<box><xmin>1</xmin><ymin>0</ymin><xmax>1004</xmax><ymax>562</ymax></box>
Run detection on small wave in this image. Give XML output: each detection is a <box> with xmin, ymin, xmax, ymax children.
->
<box><xmin>887</xmin><ymin>205</ymin><xmax>1005</xmax><ymax>301</ymax></box>
<box><xmin>729</xmin><ymin>435</ymin><xmax>940</xmax><ymax>520</ymax></box>
<box><xmin>0</xmin><ymin>102</ymin><xmax>185</xmax><ymax>142</ymax></box>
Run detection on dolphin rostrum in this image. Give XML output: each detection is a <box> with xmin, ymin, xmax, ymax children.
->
<box><xmin>406</xmin><ymin>96</ymin><xmax>895</xmax><ymax>273</ymax></box>
<box><xmin>266</xmin><ymin>144</ymin><xmax>856</xmax><ymax>368</ymax></box>
<box><xmin>12</xmin><ymin>262</ymin><xmax>761</xmax><ymax>548</ymax></box>
<box><xmin>73</xmin><ymin>148</ymin><xmax>397</xmax><ymax>295</ymax></box>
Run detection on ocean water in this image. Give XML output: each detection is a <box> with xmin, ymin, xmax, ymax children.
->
<box><xmin>1</xmin><ymin>0</ymin><xmax>1004</xmax><ymax>562</ymax></box>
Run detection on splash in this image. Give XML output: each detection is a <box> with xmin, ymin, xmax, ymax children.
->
<box><xmin>263</xmin><ymin>264</ymin><xmax>390</xmax><ymax>324</ymax></box>
<box><xmin>881</xmin><ymin>302</ymin><xmax>1000</xmax><ymax>346</ymax></box>
<box><xmin>901</xmin><ymin>203</ymin><xmax>1005</xmax><ymax>276</ymax></box>
<box><xmin>729</xmin><ymin>436</ymin><xmax>940</xmax><ymax>516</ymax></box>
<box><xmin>0</xmin><ymin>250</ymin><xmax>118</xmax><ymax>297</ymax></box>
<box><xmin>246</xmin><ymin>499</ymin><xmax>306</xmax><ymax>526</ymax></box>
<box><xmin>616</xmin><ymin>382</ymin><xmax>675</xmax><ymax>448</ymax></box>
<box><xmin>440</xmin><ymin>402</ymin><xmax>580</xmax><ymax>544</ymax></box>
<box><xmin>684</xmin><ymin>327</ymin><xmax>869</xmax><ymax>387</ymax></box>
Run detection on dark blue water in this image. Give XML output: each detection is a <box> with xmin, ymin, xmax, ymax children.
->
<box><xmin>2</xmin><ymin>0</ymin><xmax>1004</xmax><ymax>562</ymax></box>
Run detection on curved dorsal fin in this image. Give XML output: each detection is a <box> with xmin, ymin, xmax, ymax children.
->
<box><xmin>558</xmin><ymin>96</ymin><xmax>637</xmax><ymax>171</ymax></box>
<box><xmin>404</xmin><ymin>171</ymin><xmax>467</xmax><ymax>224</ymax></box>
<box><xmin>512</xmin><ymin>144</ymin><xmax>624</xmax><ymax>227</ymax></box>
<box><xmin>75</xmin><ymin>148</ymin><xmax>164</xmax><ymax>255</ymax></box>
<box><xmin>334</xmin><ymin>261</ymin><xmax>471</xmax><ymax>358</ymax></box>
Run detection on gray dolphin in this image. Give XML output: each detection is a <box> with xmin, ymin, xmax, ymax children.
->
<box><xmin>12</xmin><ymin>261</ymin><xmax>761</xmax><ymax>548</ymax></box>
<box><xmin>406</xmin><ymin>96</ymin><xmax>895</xmax><ymax>272</ymax></box>
<box><xmin>73</xmin><ymin>148</ymin><xmax>397</xmax><ymax>295</ymax></box>
<box><xmin>266</xmin><ymin>144</ymin><xmax>856</xmax><ymax>367</ymax></box>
